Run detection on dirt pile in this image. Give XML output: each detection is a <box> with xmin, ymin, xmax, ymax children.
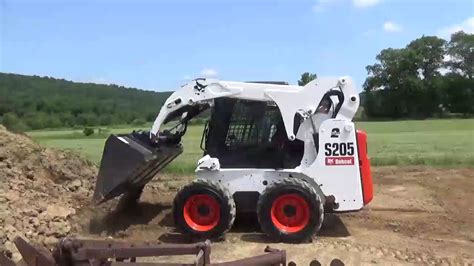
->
<box><xmin>0</xmin><ymin>125</ymin><xmax>97</xmax><ymax>260</ymax></box>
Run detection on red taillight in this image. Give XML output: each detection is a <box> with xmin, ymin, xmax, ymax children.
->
<box><xmin>356</xmin><ymin>130</ymin><xmax>373</xmax><ymax>205</ymax></box>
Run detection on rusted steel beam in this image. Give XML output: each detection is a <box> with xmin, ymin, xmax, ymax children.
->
<box><xmin>13</xmin><ymin>236</ymin><xmax>56</xmax><ymax>266</ymax></box>
<box><xmin>195</xmin><ymin>249</ymin><xmax>205</xmax><ymax>266</ymax></box>
<box><xmin>106</xmin><ymin>263</ymin><xmax>196</xmax><ymax>266</ymax></box>
<box><xmin>58</xmin><ymin>239</ymin><xmax>211</xmax><ymax>263</ymax></box>
<box><xmin>81</xmin><ymin>245</ymin><xmax>201</xmax><ymax>259</ymax></box>
<box><xmin>12</xmin><ymin>237</ymin><xmax>287</xmax><ymax>266</ymax></box>
<box><xmin>0</xmin><ymin>250</ymin><xmax>16</xmax><ymax>266</ymax></box>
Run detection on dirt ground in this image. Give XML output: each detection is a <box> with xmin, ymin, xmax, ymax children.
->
<box><xmin>1</xmin><ymin>126</ymin><xmax>473</xmax><ymax>265</ymax></box>
<box><xmin>73</xmin><ymin>166</ymin><xmax>474</xmax><ymax>265</ymax></box>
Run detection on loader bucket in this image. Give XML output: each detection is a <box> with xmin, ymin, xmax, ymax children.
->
<box><xmin>93</xmin><ymin>133</ymin><xmax>182</xmax><ymax>204</ymax></box>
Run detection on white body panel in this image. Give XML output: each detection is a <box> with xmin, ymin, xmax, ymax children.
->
<box><xmin>195</xmin><ymin>119</ymin><xmax>363</xmax><ymax>211</ymax></box>
<box><xmin>303</xmin><ymin>119</ymin><xmax>363</xmax><ymax>210</ymax></box>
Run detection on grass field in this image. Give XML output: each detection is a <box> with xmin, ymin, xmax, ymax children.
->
<box><xmin>27</xmin><ymin>119</ymin><xmax>474</xmax><ymax>173</ymax></box>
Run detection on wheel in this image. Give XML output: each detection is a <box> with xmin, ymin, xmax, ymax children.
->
<box><xmin>173</xmin><ymin>178</ymin><xmax>236</xmax><ymax>239</ymax></box>
<box><xmin>257</xmin><ymin>178</ymin><xmax>324</xmax><ymax>242</ymax></box>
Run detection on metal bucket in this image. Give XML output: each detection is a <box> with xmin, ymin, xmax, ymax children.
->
<box><xmin>93</xmin><ymin>132</ymin><xmax>182</xmax><ymax>204</ymax></box>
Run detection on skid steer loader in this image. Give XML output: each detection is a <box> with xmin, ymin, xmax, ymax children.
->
<box><xmin>93</xmin><ymin>77</ymin><xmax>373</xmax><ymax>242</ymax></box>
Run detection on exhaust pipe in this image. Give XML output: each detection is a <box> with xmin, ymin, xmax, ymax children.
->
<box><xmin>93</xmin><ymin>131</ymin><xmax>182</xmax><ymax>204</ymax></box>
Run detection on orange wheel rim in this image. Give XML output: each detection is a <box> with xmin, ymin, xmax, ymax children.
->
<box><xmin>183</xmin><ymin>194</ymin><xmax>220</xmax><ymax>232</ymax></box>
<box><xmin>270</xmin><ymin>194</ymin><xmax>310</xmax><ymax>233</ymax></box>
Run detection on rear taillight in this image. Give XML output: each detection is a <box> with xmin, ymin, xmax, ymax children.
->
<box><xmin>356</xmin><ymin>130</ymin><xmax>373</xmax><ymax>205</ymax></box>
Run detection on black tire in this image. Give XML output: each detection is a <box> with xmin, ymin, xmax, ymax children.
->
<box><xmin>173</xmin><ymin>178</ymin><xmax>236</xmax><ymax>239</ymax></box>
<box><xmin>257</xmin><ymin>178</ymin><xmax>324</xmax><ymax>242</ymax></box>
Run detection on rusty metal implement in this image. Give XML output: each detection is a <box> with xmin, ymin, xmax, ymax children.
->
<box><xmin>1</xmin><ymin>237</ymin><xmax>287</xmax><ymax>266</ymax></box>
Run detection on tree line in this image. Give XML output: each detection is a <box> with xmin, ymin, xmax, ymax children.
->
<box><xmin>0</xmin><ymin>73</ymin><xmax>171</xmax><ymax>132</ymax></box>
<box><xmin>363</xmin><ymin>31</ymin><xmax>473</xmax><ymax>119</ymax></box>
<box><xmin>1</xmin><ymin>31</ymin><xmax>472</xmax><ymax>133</ymax></box>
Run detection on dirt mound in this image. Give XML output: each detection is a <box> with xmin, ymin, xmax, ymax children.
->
<box><xmin>0</xmin><ymin>125</ymin><xmax>97</xmax><ymax>260</ymax></box>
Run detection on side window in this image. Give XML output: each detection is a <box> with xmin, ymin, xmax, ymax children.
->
<box><xmin>224</xmin><ymin>100</ymin><xmax>284</xmax><ymax>147</ymax></box>
<box><xmin>263</xmin><ymin>106</ymin><xmax>285</xmax><ymax>145</ymax></box>
<box><xmin>268</xmin><ymin>124</ymin><xmax>277</xmax><ymax>142</ymax></box>
<box><xmin>225</xmin><ymin>101</ymin><xmax>260</xmax><ymax>146</ymax></box>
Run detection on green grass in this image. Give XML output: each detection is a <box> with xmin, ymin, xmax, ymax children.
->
<box><xmin>28</xmin><ymin>124</ymin><xmax>203</xmax><ymax>173</ymax></box>
<box><xmin>27</xmin><ymin>119</ymin><xmax>474</xmax><ymax>173</ymax></box>
<box><xmin>356</xmin><ymin>120</ymin><xmax>474</xmax><ymax>167</ymax></box>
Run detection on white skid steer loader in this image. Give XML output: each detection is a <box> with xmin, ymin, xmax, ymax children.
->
<box><xmin>93</xmin><ymin>77</ymin><xmax>373</xmax><ymax>242</ymax></box>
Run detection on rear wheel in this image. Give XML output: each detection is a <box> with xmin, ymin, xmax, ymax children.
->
<box><xmin>173</xmin><ymin>179</ymin><xmax>235</xmax><ymax>239</ymax></box>
<box><xmin>257</xmin><ymin>178</ymin><xmax>324</xmax><ymax>242</ymax></box>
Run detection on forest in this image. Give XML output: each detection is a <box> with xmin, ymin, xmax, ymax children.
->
<box><xmin>0</xmin><ymin>73</ymin><xmax>171</xmax><ymax>131</ymax></box>
<box><xmin>362</xmin><ymin>31</ymin><xmax>473</xmax><ymax>118</ymax></box>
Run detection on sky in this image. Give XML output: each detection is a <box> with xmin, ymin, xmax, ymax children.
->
<box><xmin>1</xmin><ymin>0</ymin><xmax>473</xmax><ymax>91</ymax></box>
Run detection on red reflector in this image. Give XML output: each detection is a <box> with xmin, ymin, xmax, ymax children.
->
<box><xmin>356</xmin><ymin>130</ymin><xmax>373</xmax><ymax>205</ymax></box>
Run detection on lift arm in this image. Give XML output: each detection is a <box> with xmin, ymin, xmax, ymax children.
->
<box><xmin>150</xmin><ymin>77</ymin><xmax>360</xmax><ymax>141</ymax></box>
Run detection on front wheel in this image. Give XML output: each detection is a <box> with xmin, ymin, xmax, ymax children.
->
<box><xmin>173</xmin><ymin>179</ymin><xmax>235</xmax><ymax>239</ymax></box>
<box><xmin>257</xmin><ymin>178</ymin><xmax>324</xmax><ymax>242</ymax></box>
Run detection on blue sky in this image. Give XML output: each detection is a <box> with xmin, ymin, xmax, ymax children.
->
<box><xmin>1</xmin><ymin>0</ymin><xmax>473</xmax><ymax>91</ymax></box>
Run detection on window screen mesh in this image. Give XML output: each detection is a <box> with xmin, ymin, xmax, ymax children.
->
<box><xmin>224</xmin><ymin>100</ymin><xmax>282</xmax><ymax>147</ymax></box>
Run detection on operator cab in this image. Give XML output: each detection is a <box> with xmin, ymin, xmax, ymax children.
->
<box><xmin>202</xmin><ymin>98</ymin><xmax>304</xmax><ymax>169</ymax></box>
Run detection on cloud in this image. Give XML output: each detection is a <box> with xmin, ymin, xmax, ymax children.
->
<box><xmin>312</xmin><ymin>0</ymin><xmax>379</xmax><ymax>12</ymax></box>
<box><xmin>437</xmin><ymin>17</ymin><xmax>474</xmax><ymax>38</ymax></box>
<box><xmin>312</xmin><ymin>0</ymin><xmax>334</xmax><ymax>12</ymax></box>
<box><xmin>353</xmin><ymin>0</ymin><xmax>380</xmax><ymax>8</ymax></box>
<box><xmin>383</xmin><ymin>21</ymin><xmax>403</xmax><ymax>32</ymax></box>
<box><xmin>311</xmin><ymin>3</ymin><xmax>324</xmax><ymax>12</ymax></box>
<box><xmin>200</xmin><ymin>68</ymin><xmax>218</xmax><ymax>78</ymax></box>
<box><xmin>438</xmin><ymin>55</ymin><xmax>451</xmax><ymax>75</ymax></box>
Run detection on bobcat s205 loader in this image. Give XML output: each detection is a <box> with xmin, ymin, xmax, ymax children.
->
<box><xmin>93</xmin><ymin>77</ymin><xmax>373</xmax><ymax>242</ymax></box>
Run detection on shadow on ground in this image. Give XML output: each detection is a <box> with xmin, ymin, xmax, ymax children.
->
<box><xmin>238</xmin><ymin>213</ymin><xmax>350</xmax><ymax>243</ymax></box>
<box><xmin>319</xmin><ymin>214</ymin><xmax>351</xmax><ymax>238</ymax></box>
<box><xmin>158</xmin><ymin>212</ymin><xmax>350</xmax><ymax>244</ymax></box>
<box><xmin>88</xmin><ymin>202</ymin><xmax>169</xmax><ymax>235</ymax></box>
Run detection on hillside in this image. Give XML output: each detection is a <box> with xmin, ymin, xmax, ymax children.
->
<box><xmin>0</xmin><ymin>73</ymin><xmax>172</xmax><ymax>131</ymax></box>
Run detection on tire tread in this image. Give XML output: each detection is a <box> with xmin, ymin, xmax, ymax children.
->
<box><xmin>173</xmin><ymin>178</ymin><xmax>236</xmax><ymax>239</ymax></box>
<box><xmin>257</xmin><ymin>178</ymin><xmax>324</xmax><ymax>242</ymax></box>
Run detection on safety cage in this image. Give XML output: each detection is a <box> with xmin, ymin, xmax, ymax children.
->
<box><xmin>201</xmin><ymin>98</ymin><xmax>304</xmax><ymax>169</ymax></box>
